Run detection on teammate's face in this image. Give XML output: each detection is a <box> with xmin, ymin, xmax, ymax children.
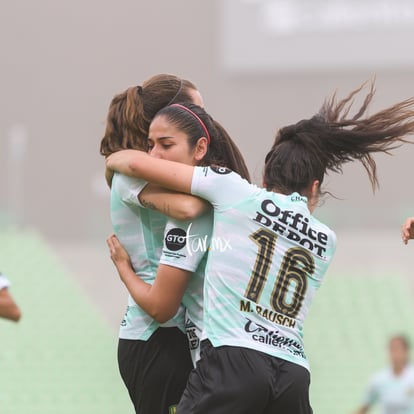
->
<box><xmin>148</xmin><ymin>115</ymin><xmax>204</xmax><ymax>166</ymax></box>
<box><xmin>389</xmin><ymin>338</ymin><xmax>409</xmax><ymax>368</ymax></box>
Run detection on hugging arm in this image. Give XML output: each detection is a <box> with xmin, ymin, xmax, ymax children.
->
<box><xmin>138</xmin><ymin>184</ymin><xmax>209</xmax><ymax>220</ymax></box>
<box><xmin>107</xmin><ymin>234</ymin><xmax>190</xmax><ymax>323</ymax></box>
<box><xmin>105</xmin><ymin>151</ymin><xmax>205</xmax><ymax>220</ymax></box>
<box><xmin>106</xmin><ymin>150</ymin><xmax>195</xmax><ymax>194</ymax></box>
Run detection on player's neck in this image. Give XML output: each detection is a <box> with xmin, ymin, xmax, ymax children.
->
<box><xmin>392</xmin><ymin>363</ymin><xmax>406</xmax><ymax>376</ymax></box>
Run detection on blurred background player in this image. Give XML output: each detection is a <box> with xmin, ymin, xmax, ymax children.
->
<box><xmin>353</xmin><ymin>335</ymin><xmax>414</xmax><ymax>414</ymax></box>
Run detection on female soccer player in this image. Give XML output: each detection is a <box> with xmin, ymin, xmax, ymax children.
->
<box><xmin>106</xmin><ymin>103</ymin><xmax>250</xmax><ymax>365</ymax></box>
<box><xmin>101</xmin><ymin>75</ymin><xmax>206</xmax><ymax>414</ymax></box>
<box><xmin>101</xmin><ymin>77</ymin><xmax>249</xmax><ymax>413</ymax></box>
<box><xmin>106</xmin><ymin>82</ymin><xmax>414</xmax><ymax>413</ymax></box>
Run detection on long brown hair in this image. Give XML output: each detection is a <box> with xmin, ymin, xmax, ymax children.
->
<box><xmin>264</xmin><ymin>81</ymin><xmax>414</xmax><ymax>194</ymax></box>
<box><xmin>100</xmin><ymin>74</ymin><xmax>198</xmax><ymax>156</ymax></box>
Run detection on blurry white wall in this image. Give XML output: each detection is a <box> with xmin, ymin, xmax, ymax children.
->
<box><xmin>0</xmin><ymin>0</ymin><xmax>413</xmax><ymax>241</ymax></box>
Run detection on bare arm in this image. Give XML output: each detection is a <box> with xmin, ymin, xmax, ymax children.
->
<box><xmin>139</xmin><ymin>183</ymin><xmax>210</xmax><ymax>220</ymax></box>
<box><xmin>106</xmin><ymin>149</ymin><xmax>194</xmax><ymax>194</ymax></box>
<box><xmin>0</xmin><ymin>288</ymin><xmax>21</xmax><ymax>322</ymax></box>
<box><xmin>401</xmin><ymin>217</ymin><xmax>414</xmax><ymax>244</ymax></box>
<box><xmin>107</xmin><ymin>234</ymin><xmax>190</xmax><ymax>323</ymax></box>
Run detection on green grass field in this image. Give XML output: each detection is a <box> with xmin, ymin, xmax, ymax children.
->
<box><xmin>1</xmin><ymin>228</ymin><xmax>413</xmax><ymax>414</ymax></box>
<box><xmin>0</xmin><ymin>229</ymin><xmax>133</xmax><ymax>414</ymax></box>
<box><xmin>306</xmin><ymin>272</ymin><xmax>414</xmax><ymax>414</ymax></box>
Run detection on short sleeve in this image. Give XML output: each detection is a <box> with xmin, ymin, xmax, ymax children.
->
<box><xmin>191</xmin><ymin>166</ymin><xmax>257</xmax><ymax>209</ymax></box>
<box><xmin>159</xmin><ymin>210</ymin><xmax>213</xmax><ymax>272</ymax></box>
<box><xmin>112</xmin><ymin>172</ymin><xmax>148</xmax><ymax>208</ymax></box>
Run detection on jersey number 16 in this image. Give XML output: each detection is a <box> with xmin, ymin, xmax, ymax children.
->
<box><xmin>244</xmin><ymin>228</ymin><xmax>315</xmax><ymax>318</ymax></box>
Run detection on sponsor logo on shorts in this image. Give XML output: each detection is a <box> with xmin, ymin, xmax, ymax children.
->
<box><xmin>165</xmin><ymin>228</ymin><xmax>187</xmax><ymax>251</ymax></box>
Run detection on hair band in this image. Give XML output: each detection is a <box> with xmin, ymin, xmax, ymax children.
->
<box><xmin>170</xmin><ymin>103</ymin><xmax>211</xmax><ymax>145</ymax></box>
<box><xmin>166</xmin><ymin>79</ymin><xmax>183</xmax><ymax>106</ymax></box>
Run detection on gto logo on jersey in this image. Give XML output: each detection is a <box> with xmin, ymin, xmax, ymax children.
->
<box><xmin>210</xmin><ymin>165</ymin><xmax>232</xmax><ymax>174</ymax></box>
<box><xmin>165</xmin><ymin>228</ymin><xmax>187</xmax><ymax>251</ymax></box>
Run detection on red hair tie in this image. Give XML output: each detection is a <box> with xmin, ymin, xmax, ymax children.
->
<box><xmin>170</xmin><ymin>103</ymin><xmax>211</xmax><ymax>145</ymax></box>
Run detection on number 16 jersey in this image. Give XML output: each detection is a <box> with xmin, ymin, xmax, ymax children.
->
<box><xmin>191</xmin><ymin>166</ymin><xmax>337</xmax><ymax>371</ymax></box>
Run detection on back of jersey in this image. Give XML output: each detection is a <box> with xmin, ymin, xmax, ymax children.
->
<box><xmin>191</xmin><ymin>167</ymin><xmax>337</xmax><ymax>371</ymax></box>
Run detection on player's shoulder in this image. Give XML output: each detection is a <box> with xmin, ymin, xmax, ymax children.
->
<box><xmin>269</xmin><ymin>191</ymin><xmax>337</xmax><ymax>243</ymax></box>
<box><xmin>111</xmin><ymin>172</ymin><xmax>148</xmax><ymax>204</ymax></box>
<box><xmin>312</xmin><ymin>216</ymin><xmax>336</xmax><ymax>240</ymax></box>
<box><xmin>405</xmin><ymin>363</ymin><xmax>414</xmax><ymax>378</ymax></box>
<box><xmin>112</xmin><ymin>172</ymin><xmax>146</xmax><ymax>189</ymax></box>
<box><xmin>371</xmin><ymin>368</ymin><xmax>392</xmax><ymax>385</ymax></box>
<box><xmin>197</xmin><ymin>166</ymin><xmax>251</xmax><ymax>184</ymax></box>
<box><xmin>193</xmin><ymin>166</ymin><xmax>257</xmax><ymax>204</ymax></box>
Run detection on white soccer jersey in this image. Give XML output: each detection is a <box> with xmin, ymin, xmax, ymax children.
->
<box><xmin>191</xmin><ymin>166</ymin><xmax>337</xmax><ymax>370</ymax></box>
<box><xmin>0</xmin><ymin>273</ymin><xmax>11</xmax><ymax>290</ymax></box>
<box><xmin>363</xmin><ymin>364</ymin><xmax>414</xmax><ymax>414</ymax></box>
<box><xmin>159</xmin><ymin>210</ymin><xmax>213</xmax><ymax>364</ymax></box>
<box><xmin>111</xmin><ymin>172</ymin><xmax>185</xmax><ymax>340</ymax></box>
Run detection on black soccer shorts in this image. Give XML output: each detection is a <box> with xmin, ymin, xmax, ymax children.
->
<box><xmin>118</xmin><ymin>327</ymin><xmax>193</xmax><ymax>414</ymax></box>
<box><xmin>177</xmin><ymin>340</ymin><xmax>313</xmax><ymax>414</ymax></box>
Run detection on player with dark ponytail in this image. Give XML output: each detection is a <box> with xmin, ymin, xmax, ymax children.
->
<box><xmin>106</xmin><ymin>81</ymin><xmax>414</xmax><ymax>414</ymax></box>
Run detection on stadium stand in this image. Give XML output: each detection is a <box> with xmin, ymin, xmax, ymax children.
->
<box><xmin>0</xmin><ymin>228</ymin><xmax>132</xmax><ymax>414</ymax></box>
<box><xmin>306</xmin><ymin>272</ymin><xmax>414</xmax><ymax>414</ymax></box>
